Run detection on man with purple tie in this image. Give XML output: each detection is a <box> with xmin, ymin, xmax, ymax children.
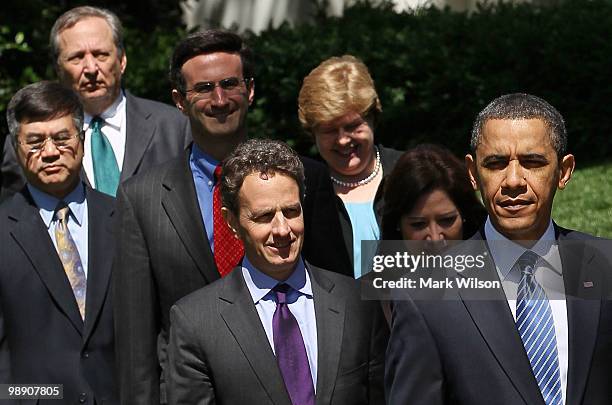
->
<box><xmin>166</xmin><ymin>139</ymin><xmax>387</xmax><ymax>405</ymax></box>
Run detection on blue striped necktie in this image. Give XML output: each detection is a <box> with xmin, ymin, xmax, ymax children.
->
<box><xmin>90</xmin><ymin>116</ymin><xmax>120</xmax><ymax>196</ymax></box>
<box><xmin>515</xmin><ymin>251</ymin><xmax>562</xmax><ymax>405</ymax></box>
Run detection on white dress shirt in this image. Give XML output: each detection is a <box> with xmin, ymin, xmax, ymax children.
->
<box><xmin>485</xmin><ymin>218</ymin><xmax>568</xmax><ymax>404</ymax></box>
<box><xmin>83</xmin><ymin>91</ymin><xmax>126</xmax><ymax>182</ymax></box>
<box><xmin>241</xmin><ymin>256</ymin><xmax>318</xmax><ymax>389</ymax></box>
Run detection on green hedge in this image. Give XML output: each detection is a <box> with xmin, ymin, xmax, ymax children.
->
<box><xmin>2</xmin><ymin>0</ymin><xmax>612</xmax><ymax>162</ymax></box>
<box><xmin>247</xmin><ymin>0</ymin><xmax>612</xmax><ymax>159</ymax></box>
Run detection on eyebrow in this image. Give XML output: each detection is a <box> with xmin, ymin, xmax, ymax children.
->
<box><xmin>249</xmin><ymin>203</ymin><xmax>301</xmax><ymax>216</ymax></box>
<box><xmin>24</xmin><ymin>128</ymin><xmax>72</xmax><ymax>137</ymax></box>
<box><xmin>405</xmin><ymin>210</ymin><xmax>458</xmax><ymax>220</ymax></box>
<box><xmin>481</xmin><ymin>153</ymin><xmax>547</xmax><ymax>165</ymax></box>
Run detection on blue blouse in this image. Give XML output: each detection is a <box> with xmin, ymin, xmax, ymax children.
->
<box><xmin>343</xmin><ymin>200</ymin><xmax>380</xmax><ymax>278</ymax></box>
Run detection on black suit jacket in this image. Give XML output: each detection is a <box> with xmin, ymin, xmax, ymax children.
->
<box><xmin>112</xmin><ymin>149</ymin><xmax>352</xmax><ymax>404</ymax></box>
<box><xmin>167</xmin><ymin>263</ymin><xmax>388</xmax><ymax>405</ymax></box>
<box><xmin>0</xmin><ymin>186</ymin><xmax>117</xmax><ymax>404</ymax></box>
<box><xmin>385</xmin><ymin>225</ymin><xmax>612</xmax><ymax>404</ymax></box>
<box><xmin>333</xmin><ymin>146</ymin><xmax>403</xmax><ymax>272</ymax></box>
<box><xmin>0</xmin><ymin>91</ymin><xmax>191</xmax><ymax>200</ymax></box>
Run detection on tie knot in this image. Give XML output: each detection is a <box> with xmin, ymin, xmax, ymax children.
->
<box><xmin>55</xmin><ymin>203</ymin><xmax>70</xmax><ymax>222</ymax></box>
<box><xmin>517</xmin><ymin>250</ymin><xmax>539</xmax><ymax>276</ymax></box>
<box><xmin>91</xmin><ymin>116</ymin><xmax>104</xmax><ymax>131</ymax></box>
<box><xmin>273</xmin><ymin>283</ymin><xmax>292</xmax><ymax>304</ymax></box>
<box><xmin>214</xmin><ymin>164</ymin><xmax>223</xmax><ymax>182</ymax></box>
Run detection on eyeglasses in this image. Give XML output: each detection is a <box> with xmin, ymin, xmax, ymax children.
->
<box><xmin>185</xmin><ymin>77</ymin><xmax>252</xmax><ymax>97</ymax></box>
<box><xmin>18</xmin><ymin>132</ymin><xmax>81</xmax><ymax>154</ymax></box>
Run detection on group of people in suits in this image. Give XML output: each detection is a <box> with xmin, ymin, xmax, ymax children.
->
<box><xmin>0</xmin><ymin>4</ymin><xmax>610</xmax><ymax>405</ymax></box>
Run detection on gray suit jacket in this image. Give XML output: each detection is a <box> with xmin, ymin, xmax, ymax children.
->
<box><xmin>0</xmin><ymin>91</ymin><xmax>191</xmax><ymax>200</ymax></box>
<box><xmin>167</xmin><ymin>263</ymin><xmax>388</xmax><ymax>405</ymax></box>
<box><xmin>0</xmin><ymin>185</ymin><xmax>117</xmax><ymax>405</ymax></box>
<box><xmin>112</xmin><ymin>149</ymin><xmax>356</xmax><ymax>404</ymax></box>
<box><xmin>385</xmin><ymin>226</ymin><xmax>612</xmax><ymax>405</ymax></box>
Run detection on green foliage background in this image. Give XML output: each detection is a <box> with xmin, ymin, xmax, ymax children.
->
<box><xmin>2</xmin><ymin>0</ymin><xmax>612</xmax><ymax>160</ymax></box>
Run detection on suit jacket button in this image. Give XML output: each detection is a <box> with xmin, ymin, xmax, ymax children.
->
<box><xmin>82</xmin><ymin>351</ymin><xmax>89</xmax><ymax>358</ymax></box>
<box><xmin>79</xmin><ymin>392</ymin><xmax>87</xmax><ymax>403</ymax></box>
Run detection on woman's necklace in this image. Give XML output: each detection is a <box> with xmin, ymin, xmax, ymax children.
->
<box><xmin>330</xmin><ymin>146</ymin><xmax>381</xmax><ymax>188</ymax></box>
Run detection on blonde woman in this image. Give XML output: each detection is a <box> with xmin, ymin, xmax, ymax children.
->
<box><xmin>298</xmin><ymin>55</ymin><xmax>402</xmax><ymax>278</ymax></box>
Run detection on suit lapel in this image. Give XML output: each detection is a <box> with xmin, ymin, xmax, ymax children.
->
<box><xmin>557</xmin><ymin>231</ymin><xmax>601</xmax><ymax>405</ymax></box>
<box><xmin>121</xmin><ymin>92</ymin><xmax>156</xmax><ymax>181</ymax></box>
<box><xmin>458</xmin><ymin>234</ymin><xmax>545</xmax><ymax>405</ymax></box>
<box><xmin>7</xmin><ymin>191</ymin><xmax>84</xmax><ymax>335</ymax></box>
<box><xmin>309</xmin><ymin>265</ymin><xmax>345</xmax><ymax>405</ymax></box>
<box><xmin>82</xmin><ymin>189</ymin><xmax>114</xmax><ymax>344</ymax></box>
<box><xmin>219</xmin><ymin>270</ymin><xmax>291</xmax><ymax>405</ymax></box>
<box><xmin>160</xmin><ymin>153</ymin><xmax>219</xmax><ymax>284</ymax></box>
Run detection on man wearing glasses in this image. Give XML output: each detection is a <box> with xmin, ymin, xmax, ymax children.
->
<box><xmin>113</xmin><ymin>30</ymin><xmax>349</xmax><ymax>404</ymax></box>
<box><xmin>0</xmin><ymin>81</ymin><xmax>118</xmax><ymax>404</ymax></box>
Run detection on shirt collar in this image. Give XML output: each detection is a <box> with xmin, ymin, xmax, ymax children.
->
<box><xmin>241</xmin><ymin>256</ymin><xmax>312</xmax><ymax>304</ymax></box>
<box><xmin>189</xmin><ymin>143</ymin><xmax>219</xmax><ymax>184</ymax></box>
<box><xmin>84</xmin><ymin>90</ymin><xmax>125</xmax><ymax>131</ymax></box>
<box><xmin>484</xmin><ymin>216</ymin><xmax>561</xmax><ymax>281</ymax></box>
<box><xmin>27</xmin><ymin>182</ymin><xmax>86</xmax><ymax>229</ymax></box>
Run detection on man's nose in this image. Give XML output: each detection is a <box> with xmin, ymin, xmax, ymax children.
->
<box><xmin>82</xmin><ymin>54</ymin><xmax>98</xmax><ymax>73</ymax></box>
<box><xmin>39</xmin><ymin>139</ymin><xmax>61</xmax><ymax>159</ymax></box>
<box><xmin>271</xmin><ymin>212</ymin><xmax>291</xmax><ymax>237</ymax></box>
<box><xmin>210</xmin><ymin>85</ymin><xmax>229</xmax><ymax>107</ymax></box>
<box><xmin>503</xmin><ymin>160</ymin><xmax>527</xmax><ymax>189</ymax></box>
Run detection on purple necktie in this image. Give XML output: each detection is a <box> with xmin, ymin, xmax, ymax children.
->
<box><xmin>272</xmin><ymin>284</ymin><xmax>315</xmax><ymax>405</ymax></box>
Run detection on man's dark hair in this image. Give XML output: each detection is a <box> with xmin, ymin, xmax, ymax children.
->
<box><xmin>169</xmin><ymin>29</ymin><xmax>255</xmax><ymax>94</ymax></box>
<box><xmin>221</xmin><ymin>139</ymin><xmax>305</xmax><ymax>215</ymax></box>
<box><xmin>7</xmin><ymin>81</ymin><xmax>84</xmax><ymax>146</ymax></box>
<box><xmin>470</xmin><ymin>93</ymin><xmax>567</xmax><ymax>157</ymax></box>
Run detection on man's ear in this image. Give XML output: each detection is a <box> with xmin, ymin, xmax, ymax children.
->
<box><xmin>558</xmin><ymin>154</ymin><xmax>575</xmax><ymax>190</ymax></box>
<box><xmin>465</xmin><ymin>154</ymin><xmax>479</xmax><ymax>191</ymax></box>
<box><xmin>171</xmin><ymin>89</ymin><xmax>187</xmax><ymax>115</ymax></box>
<box><xmin>120</xmin><ymin>51</ymin><xmax>127</xmax><ymax>74</ymax></box>
<box><xmin>247</xmin><ymin>79</ymin><xmax>255</xmax><ymax>106</ymax></box>
<box><xmin>221</xmin><ymin>207</ymin><xmax>241</xmax><ymax>240</ymax></box>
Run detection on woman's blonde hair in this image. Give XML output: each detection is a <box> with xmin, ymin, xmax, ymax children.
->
<box><xmin>298</xmin><ymin>55</ymin><xmax>382</xmax><ymax>132</ymax></box>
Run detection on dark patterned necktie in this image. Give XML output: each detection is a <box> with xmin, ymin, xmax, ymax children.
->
<box><xmin>212</xmin><ymin>164</ymin><xmax>243</xmax><ymax>276</ymax></box>
<box><xmin>515</xmin><ymin>251</ymin><xmax>562</xmax><ymax>405</ymax></box>
<box><xmin>90</xmin><ymin>116</ymin><xmax>120</xmax><ymax>196</ymax></box>
<box><xmin>272</xmin><ymin>283</ymin><xmax>315</xmax><ymax>405</ymax></box>
<box><xmin>54</xmin><ymin>203</ymin><xmax>87</xmax><ymax>319</ymax></box>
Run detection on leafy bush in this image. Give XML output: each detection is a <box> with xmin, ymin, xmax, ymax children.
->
<box><xmin>248</xmin><ymin>0</ymin><xmax>612</xmax><ymax>160</ymax></box>
<box><xmin>2</xmin><ymin>0</ymin><xmax>611</xmax><ymax>163</ymax></box>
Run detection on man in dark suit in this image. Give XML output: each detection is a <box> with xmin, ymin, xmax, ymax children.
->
<box><xmin>385</xmin><ymin>93</ymin><xmax>612</xmax><ymax>404</ymax></box>
<box><xmin>1</xmin><ymin>6</ymin><xmax>190</xmax><ymax>200</ymax></box>
<box><xmin>167</xmin><ymin>138</ymin><xmax>387</xmax><ymax>404</ymax></box>
<box><xmin>112</xmin><ymin>29</ymin><xmax>353</xmax><ymax>405</ymax></box>
<box><xmin>0</xmin><ymin>81</ymin><xmax>117</xmax><ymax>404</ymax></box>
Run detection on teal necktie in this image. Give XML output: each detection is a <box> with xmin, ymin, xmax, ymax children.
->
<box><xmin>90</xmin><ymin>117</ymin><xmax>120</xmax><ymax>196</ymax></box>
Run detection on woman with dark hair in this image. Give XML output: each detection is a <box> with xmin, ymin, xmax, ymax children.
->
<box><xmin>382</xmin><ymin>144</ymin><xmax>486</xmax><ymax>241</ymax></box>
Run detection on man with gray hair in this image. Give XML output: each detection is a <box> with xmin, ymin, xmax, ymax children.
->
<box><xmin>1</xmin><ymin>5</ymin><xmax>191</xmax><ymax>199</ymax></box>
<box><xmin>386</xmin><ymin>93</ymin><xmax>612</xmax><ymax>404</ymax></box>
<box><xmin>166</xmin><ymin>138</ymin><xmax>388</xmax><ymax>405</ymax></box>
<box><xmin>0</xmin><ymin>81</ymin><xmax>117</xmax><ymax>404</ymax></box>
